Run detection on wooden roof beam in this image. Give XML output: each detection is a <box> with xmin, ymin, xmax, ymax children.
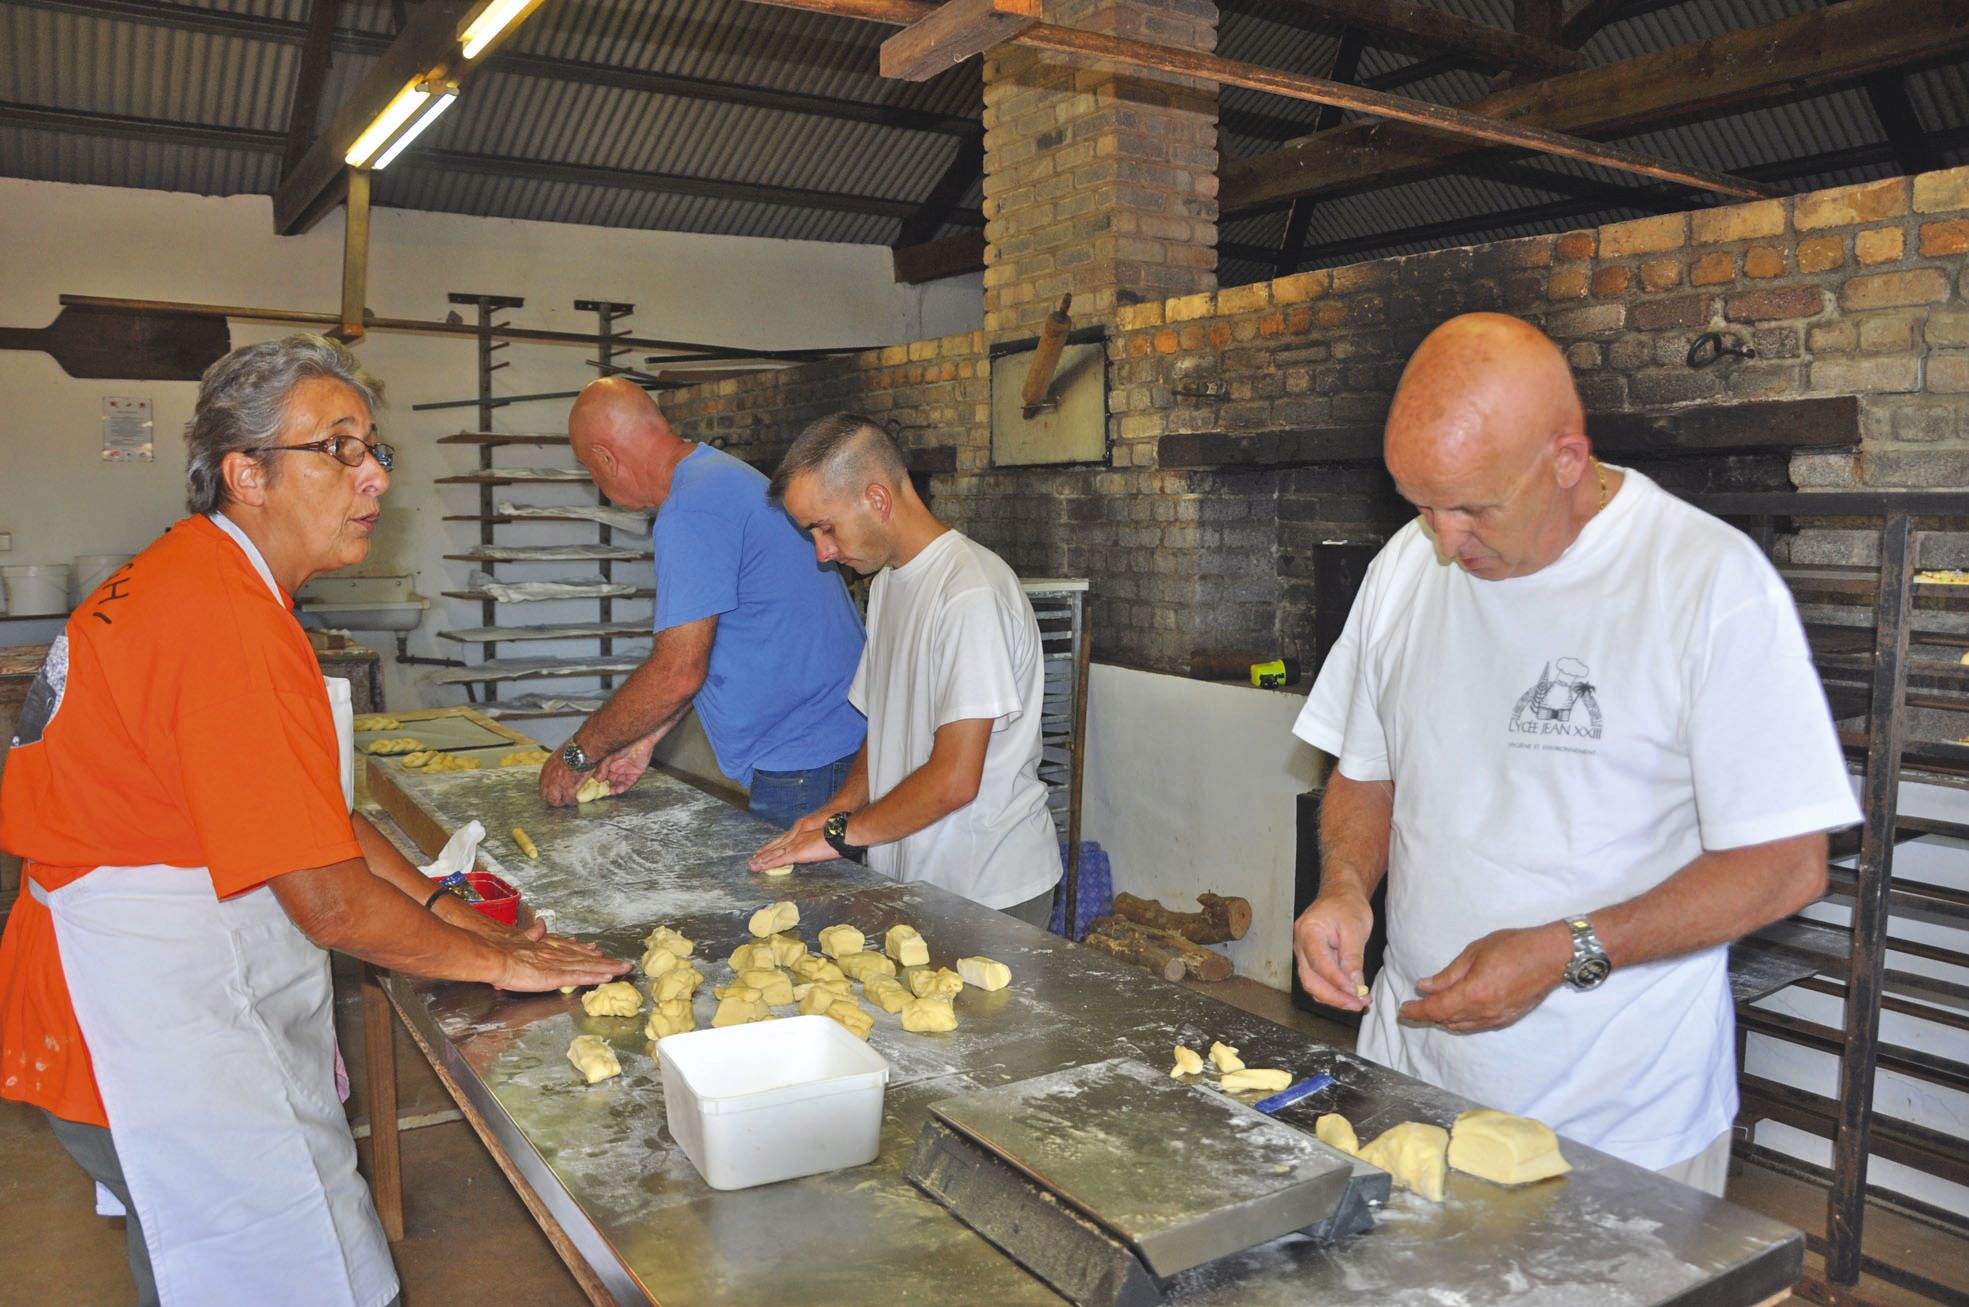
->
<box><xmin>881</xmin><ymin>0</ymin><xmax>1039</xmax><ymax>81</ymax></box>
<box><xmin>1221</xmin><ymin>0</ymin><xmax>1969</xmax><ymax>215</ymax></box>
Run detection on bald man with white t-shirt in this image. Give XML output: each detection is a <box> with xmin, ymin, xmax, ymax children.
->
<box><xmin>1292</xmin><ymin>313</ymin><xmax>1858</xmax><ymax>1196</ymax></box>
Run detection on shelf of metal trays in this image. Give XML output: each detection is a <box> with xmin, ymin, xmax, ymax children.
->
<box><xmin>427</xmin><ymin>655</ymin><xmax>645</xmax><ymax>685</ymax></box>
<box><xmin>1021</xmin><ymin>581</ymin><xmax>1090</xmax><ymax>932</ymax></box>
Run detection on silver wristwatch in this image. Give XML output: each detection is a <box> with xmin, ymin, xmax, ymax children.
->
<box><xmin>1563</xmin><ymin>916</ymin><xmax>1611</xmax><ymax>990</ymax></box>
<box><xmin>560</xmin><ymin>738</ymin><xmax>597</xmax><ymax>773</ymax></box>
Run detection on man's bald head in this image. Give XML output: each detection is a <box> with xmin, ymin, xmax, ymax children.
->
<box><xmin>569</xmin><ymin>375</ymin><xmax>670</xmax><ymax>452</ymax></box>
<box><xmin>1382</xmin><ymin>314</ymin><xmax>1604</xmax><ymax>580</ymax></box>
<box><xmin>566</xmin><ymin>375</ymin><xmax>688</xmax><ymax>509</ymax></box>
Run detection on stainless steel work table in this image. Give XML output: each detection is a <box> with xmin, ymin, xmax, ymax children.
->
<box><xmin>361</xmin><ymin>763</ymin><xmax>1803</xmax><ymax>1307</ymax></box>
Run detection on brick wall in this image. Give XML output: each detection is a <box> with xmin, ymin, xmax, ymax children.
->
<box><xmin>661</xmin><ymin>165</ymin><xmax>1969</xmax><ymax>673</ymax></box>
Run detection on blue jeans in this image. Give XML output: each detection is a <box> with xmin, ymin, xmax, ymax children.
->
<box><xmin>748</xmin><ymin>749</ymin><xmax>859</xmax><ymax>829</ymax></box>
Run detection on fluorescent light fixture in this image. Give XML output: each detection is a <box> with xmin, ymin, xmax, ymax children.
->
<box><xmin>459</xmin><ymin>0</ymin><xmax>535</xmax><ymax>59</ymax></box>
<box><xmin>372</xmin><ymin>87</ymin><xmax>457</xmax><ymax>170</ymax></box>
<box><xmin>344</xmin><ymin>79</ymin><xmax>430</xmax><ymax>168</ymax></box>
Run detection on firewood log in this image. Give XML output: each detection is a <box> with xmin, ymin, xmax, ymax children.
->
<box><xmin>1112</xmin><ymin>891</ymin><xmax>1252</xmax><ymax>943</ymax></box>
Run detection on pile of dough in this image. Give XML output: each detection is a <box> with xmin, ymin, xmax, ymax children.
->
<box><xmin>729</xmin><ymin>941</ymin><xmax>778</xmax><ymax>972</ymax></box>
<box><xmin>767</xmin><ymin>932</ymin><xmax>807</xmax><ymax>968</ymax></box>
<box><xmin>643</xmin><ymin>926</ymin><xmax>695</xmax><ymax>959</ymax></box>
<box><xmin>956</xmin><ymin>956</ymin><xmax>1012</xmax><ymax>991</ymax></box>
<box><xmin>581</xmin><ymin>981</ymin><xmax>643</xmax><ymax>1018</ymax></box>
<box><xmin>511</xmin><ymin>826</ymin><xmax>539</xmax><ymax>860</ymax></box>
<box><xmin>900</xmin><ymin>995</ymin><xmax>958</xmax><ymax>1033</ymax></box>
<box><xmin>651</xmin><ymin>968</ymin><xmax>702</xmax><ymax>1004</ymax></box>
<box><xmin>364</xmin><ymin>736</ymin><xmax>423</xmax><ymax>755</ymax></box>
<box><xmin>733</xmin><ymin>967</ymin><xmax>794</xmax><ymax>1006</ymax></box>
<box><xmin>712</xmin><ymin>988</ymin><xmax>772</xmax><ymax>1027</ymax></box>
<box><xmin>1219</xmin><ymin>1068</ymin><xmax>1291</xmax><ymax>1093</ymax></box>
<box><xmin>499</xmin><ymin>748</ymin><xmax>551</xmax><ymax>767</ymax></box>
<box><xmin>824</xmin><ymin>998</ymin><xmax>874</xmax><ymax>1040</ymax></box>
<box><xmin>863</xmin><ymin>975</ymin><xmax>911</xmax><ymax>1014</ymax></box>
<box><xmin>749</xmin><ymin>901</ymin><xmax>800</xmax><ymax>938</ymax></box>
<box><xmin>884</xmin><ymin>924</ymin><xmax>930</xmax><ymax>968</ymax></box>
<box><xmin>574</xmin><ymin>776</ymin><xmax>612</xmax><ymax>803</ymax></box>
<box><xmin>907</xmin><ymin>967</ymin><xmax>964</xmax><ymax>999</ymax></box>
<box><xmin>837</xmin><ymin>951</ymin><xmax>896</xmax><ymax>984</ymax></box>
<box><xmin>817</xmin><ymin>924</ymin><xmax>865</xmax><ymax>958</ymax></box>
<box><xmin>1358</xmin><ymin>1121</ymin><xmax>1449</xmax><ymax>1202</ymax></box>
<box><xmin>645</xmin><ymin>998</ymin><xmax>694</xmax><ymax>1040</ymax></box>
<box><xmin>1171</xmin><ymin>1045</ymin><xmax>1203</xmax><ymax>1078</ymax></box>
<box><xmin>1314</xmin><ymin>1113</ymin><xmax>1360</xmax><ymax>1156</ymax></box>
<box><xmin>566</xmin><ymin>1035</ymin><xmax>621</xmax><ymax>1084</ymax></box>
<box><xmin>1446</xmin><ymin>1108</ymin><xmax>1571</xmax><ymax>1185</ymax></box>
<box><xmin>790</xmin><ymin>955</ymin><xmax>846</xmax><ymax>985</ymax></box>
<box><xmin>352</xmin><ymin>714</ymin><xmax>401</xmax><ymax>731</ymax></box>
<box><xmin>1208</xmin><ymin>1042</ymin><xmax>1244</xmax><ymax>1074</ymax></box>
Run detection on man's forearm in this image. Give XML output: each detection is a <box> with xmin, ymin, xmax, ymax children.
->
<box><xmin>815</xmin><ymin>746</ymin><xmax>871</xmax><ymax>817</ymax></box>
<box><xmin>1317</xmin><ymin>770</ymin><xmax>1394</xmax><ymax>903</ymax></box>
<box><xmin>574</xmin><ymin>619</ymin><xmax>712</xmax><ymax>759</ymax></box>
<box><xmin>271</xmin><ymin>856</ymin><xmax>507</xmax><ymax>982</ymax></box>
<box><xmin>844</xmin><ymin>721</ymin><xmax>989</xmax><ymax>848</ymax></box>
<box><xmin>1588</xmin><ymin>832</ymin><xmax>1828</xmax><ymax>971</ymax></box>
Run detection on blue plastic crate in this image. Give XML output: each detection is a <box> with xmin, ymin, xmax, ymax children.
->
<box><xmin>1048</xmin><ymin>841</ymin><xmax>1111</xmax><ymax>940</ymax></box>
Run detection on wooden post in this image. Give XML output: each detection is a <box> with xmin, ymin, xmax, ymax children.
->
<box><xmin>1826</xmin><ymin>512</ymin><xmax>1913</xmax><ymax>1284</ymax></box>
<box><xmin>360</xmin><ymin>960</ymin><xmax>406</xmax><ymax>1241</ymax></box>
<box><xmin>336</xmin><ymin>167</ymin><xmax>370</xmax><ymax>342</ymax></box>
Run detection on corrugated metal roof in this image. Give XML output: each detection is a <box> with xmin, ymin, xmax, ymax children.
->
<box><xmin>0</xmin><ymin>0</ymin><xmax>1963</xmax><ymax>268</ymax></box>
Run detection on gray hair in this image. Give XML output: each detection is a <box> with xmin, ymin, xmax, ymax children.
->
<box><xmin>769</xmin><ymin>412</ymin><xmax>906</xmax><ymax>501</ymax></box>
<box><xmin>185</xmin><ymin>333</ymin><xmax>384</xmax><ymax>515</ymax></box>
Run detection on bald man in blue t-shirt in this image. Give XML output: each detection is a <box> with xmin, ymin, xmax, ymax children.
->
<box><xmin>539</xmin><ymin>377</ymin><xmax>866</xmax><ymax>826</ymax></box>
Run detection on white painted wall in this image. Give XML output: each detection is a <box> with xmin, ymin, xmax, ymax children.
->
<box><xmin>0</xmin><ymin>177</ymin><xmax>980</xmax><ymax>779</ymax></box>
<box><xmin>1079</xmin><ymin>663</ymin><xmax>1322</xmax><ymax>989</ymax></box>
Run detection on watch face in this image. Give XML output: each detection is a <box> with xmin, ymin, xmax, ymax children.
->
<box><xmin>1569</xmin><ymin>958</ymin><xmax>1612</xmax><ymax>990</ymax></box>
<box><xmin>825</xmin><ymin>813</ymin><xmax>847</xmax><ymax>841</ymax></box>
<box><xmin>561</xmin><ymin>740</ymin><xmax>587</xmax><ymax>770</ymax></box>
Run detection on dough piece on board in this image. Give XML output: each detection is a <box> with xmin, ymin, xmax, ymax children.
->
<box><xmin>644</xmin><ymin>998</ymin><xmax>694</xmax><ymax>1040</ymax></box>
<box><xmin>1219</xmin><ymin>1068</ymin><xmax>1291</xmax><ymax>1094</ymax></box>
<box><xmin>907</xmin><ymin>967</ymin><xmax>964</xmax><ymax>1000</ymax></box>
<box><xmin>567</xmin><ymin>1035</ymin><xmax>621</xmax><ymax>1084</ymax></box>
<box><xmin>639</xmin><ymin>946</ymin><xmax>682</xmax><ymax>979</ymax></box>
<box><xmin>352</xmin><ymin>714</ymin><xmax>400</xmax><ymax>732</ymax></box>
<box><xmin>1315</xmin><ymin>1113</ymin><xmax>1360</xmax><ymax>1156</ymax></box>
<box><xmin>761</xmin><ymin>863</ymin><xmax>795</xmax><ymax>877</ymax></box>
<box><xmin>1358</xmin><ymin>1121</ymin><xmax>1449</xmax><ymax>1202</ymax></box>
<box><xmin>729</xmin><ymin>941</ymin><xmax>778</xmax><ymax>972</ymax></box>
<box><xmin>1446</xmin><ymin>1108</ymin><xmax>1572</xmax><ymax>1185</ymax></box>
<box><xmin>575</xmin><ymin>776</ymin><xmax>612</xmax><ymax>803</ymax></box>
<box><xmin>885</xmin><ymin>924</ymin><xmax>930</xmax><ymax>968</ymax></box>
<box><xmin>712</xmin><ymin>989</ymin><xmax>772</xmax><ymax>1027</ymax></box>
<box><xmin>364</xmin><ymin>736</ymin><xmax>422</xmax><ymax>755</ymax></box>
<box><xmin>735</xmin><ymin>968</ymin><xmax>795</xmax><ymax>1006</ymax></box>
<box><xmin>837</xmin><ymin>951</ymin><xmax>897</xmax><ymax>984</ymax></box>
<box><xmin>749</xmin><ymin>901</ymin><xmax>800</xmax><ymax>938</ymax></box>
<box><xmin>511</xmin><ymin>827</ymin><xmax>540</xmax><ymax>860</ymax></box>
<box><xmin>790</xmin><ymin>955</ymin><xmax>846</xmax><ymax>985</ymax></box>
<box><xmin>863</xmin><ymin>976</ymin><xmax>910</xmax><ymax>1014</ymax></box>
<box><xmin>1208</xmin><ymin>1041</ymin><xmax>1244</xmax><ymax>1074</ymax></box>
<box><xmin>652</xmin><ymin>968</ymin><xmax>702</xmax><ymax>1004</ymax></box>
<box><xmin>795</xmin><ymin>979</ymin><xmax>853</xmax><ymax>1009</ymax></box>
<box><xmin>825</xmin><ymin>998</ymin><xmax>874</xmax><ymax>1040</ymax></box>
<box><xmin>1171</xmin><ymin>1046</ymin><xmax>1204</xmax><ymax>1078</ymax></box>
<box><xmin>500</xmin><ymin>748</ymin><xmax>551</xmax><ymax>767</ymax></box>
<box><xmin>643</xmin><ymin>926</ymin><xmax>694</xmax><ymax>959</ymax></box>
<box><xmin>767</xmin><ymin>932</ymin><xmax>808</xmax><ymax>968</ymax></box>
<box><xmin>955</xmin><ymin>956</ymin><xmax>1012</xmax><ymax>991</ymax></box>
<box><xmin>818</xmin><ymin>924</ymin><xmax>865</xmax><ymax>959</ymax></box>
<box><xmin>900</xmin><ymin>996</ymin><xmax>958</xmax><ymax>1033</ymax></box>
<box><xmin>580</xmin><ymin>981</ymin><xmax>642</xmax><ymax>1018</ymax></box>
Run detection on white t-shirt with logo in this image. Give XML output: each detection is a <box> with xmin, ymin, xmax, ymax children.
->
<box><xmin>1294</xmin><ymin>468</ymin><xmax>1859</xmax><ymax>1169</ymax></box>
<box><xmin>852</xmin><ymin>530</ymin><xmax>1061</xmax><ymax>909</ymax></box>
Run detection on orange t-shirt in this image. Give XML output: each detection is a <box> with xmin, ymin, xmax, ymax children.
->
<box><xmin>0</xmin><ymin>515</ymin><xmax>362</xmax><ymax>1125</ymax></box>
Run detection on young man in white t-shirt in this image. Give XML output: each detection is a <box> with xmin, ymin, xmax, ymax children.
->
<box><xmin>1294</xmin><ymin>313</ymin><xmax>1858</xmax><ymax>1195</ymax></box>
<box><xmin>748</xmin><ymin>414</ymin><xmax>1061</xmax><ymax>924</ymax></box>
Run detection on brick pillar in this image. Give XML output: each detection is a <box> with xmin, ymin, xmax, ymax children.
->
<box><xmin>980</xmin><ymin>0</ymin><xmax>1219</xmax><ymax>341</ymax></box>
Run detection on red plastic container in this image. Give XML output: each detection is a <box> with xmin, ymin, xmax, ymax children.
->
<box><xmin>429</xmin><ymin>871</ymin><xmax>521</xmax><ymax>926</ymax></box>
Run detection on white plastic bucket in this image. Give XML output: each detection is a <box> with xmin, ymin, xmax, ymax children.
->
<box><xmin>72</xmin><ymin>553</ymin><xmax>134</xmax><ymax>607</ymax></box>
<box><xmin>3</xmin><ymin>565</ymin><xmax>71</xmax><ymax>616</ymax></box>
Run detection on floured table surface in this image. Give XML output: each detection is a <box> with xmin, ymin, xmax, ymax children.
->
<box><xmin>369</xmin><ymin>765</ymin><xmax>1804</xmax><ymax>1307</ymax></box>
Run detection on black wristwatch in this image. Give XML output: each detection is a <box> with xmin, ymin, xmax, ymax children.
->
<box><xmin>561</xmin><ymin>738</ymin><xmax>597</xmax><ymax>773</ymax></box>
<box><xmin>1562</xmin><ymin>916</ymin><xmax>1612</xmax><ymax>991</ymax></box>
<box><xmin>823</xmin><ymin>811</ymin><xmax>866</xmax><ymax>863</ymax></box>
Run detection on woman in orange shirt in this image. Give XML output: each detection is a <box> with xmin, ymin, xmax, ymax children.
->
<box><xmin>0</xmin><ymin>334</ymin><xmax>628</xmax><ymax>1307</ymax></box>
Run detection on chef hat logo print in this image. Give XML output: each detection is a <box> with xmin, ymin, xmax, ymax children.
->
<box><xmin>12</xmin><ymin>633</ymin><xmax>68</xmax><ymax>748</ymax></box>
<box><xmin>1507</xmin><ymin>656</ymin><xmax>1603</xmax><ymax>741</ymax></box>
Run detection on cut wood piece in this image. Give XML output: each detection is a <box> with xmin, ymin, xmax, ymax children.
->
<box><xmin>881</xmin><ymin>0</ymin><xmax>1042</xmax><ymax>81</ymax></box>
<box><xmin>1088</xmin><ymin>916</ymin><xmax>1235</xmax><ymax>981</ymax></box>
<box><xmin>1083</xmin><ymin>926</ymin><xmax>1187</xmax><ymax>982</ymax></box>
<box><xmin>1113</xmin><ymin>891</ymin><xmax>1252</xmax><ymax>943</ymax></box>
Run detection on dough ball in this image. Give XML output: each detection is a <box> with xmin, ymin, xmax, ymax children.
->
<box><xmin>884</xmin><ymin>924</ymin><xmax>930</xmax><ymax>968</ymax></box>
<box><xmin>761</xmin><ymin>863</ymin><xmax>795</xmax><ymax>877</ymax></box>
<box><xmin>900</xmin><ymin>996</ymin><xmax>958</xmax><ymax>1033</ymax></box>
<box><xmin>907</xmin><ymin>967</ymin><xmax>964</xmax><ymax>1000</ymax></box>
<box><xmin>1208</xmin><ymin>1041</ymin><xmax>1244</xmax><ymax>1074</ymax></box>
<box><xmin>1171</xmin><ymin>1045</ymin><xmax>1203</xmax><ymax>1078</ymax></box>
<box><xmin>1314</xmin><ymin>1113</ymin><xmax>1359</xmax><ymax>1156</ymax></box>
<box><xmin>736</xmin><ymin>967</ymin><xmax>794</xmax><ymax>1006</ymax></box>
<box><xmin>651</xmin><ymin>968</ymin><xmax>702</xmax><ymax>1005</ymax></box>
<box><xmin>825</xmin><ymin>998</ymin><xmax>874</xmax><ymax>1040</ymax></box>
<box><xmin>639</xmin><ymin>946</ymin><xmax>682</xmax><ymax>979</ymax></box>
<box><xmin>790</xmin><ymin>955</ymin><xmax>846</xmax><ymax>985</ymax></box>
<box><xmin>837</xmin><ymin>951</ymin><xmax>897</xmax><ymax>984</ymax></box>
<box><xmin>500</xmin><ymin>748</ymin><xmax>552</xmax><ymax>767</ymax></box>
<box><xmin>580</xmin><ymin>981</ymin><xmax>643</xmax><ymax>1018</ymax></box>
<box><xmin>642</xmin><ymin>926</ymin><xmax>694</xmax><ymax>959</ymax></box>
<box><xmin>955</xmin><ymin>956</ymin><xmax>1011</xmax><ymax>991</ymax></box>
<box><xmin>748</xmin><ymin>900</ymin><xmax>799</xmax><ymax>939</ymax></box>
<box><xmin>1218</xmin><ymin>1068</ymin><xmax>1291</xmax><ymax>1094</ymax></box>
<box><xmin>729</xmin><ymin>941</ymin><xmax>778</xmax><ymax>972</ymax></box>
<box><xmin>767</xmin><ymin>932</ymin><xmax>808</xmax><ymax>968</ymax></box>
<box><xmin>566</xmin><ymin>1035</ymin><xmax>621</xmax><ymax>1084</ymax></box>
<box><xmin>817</xmin><ymin>924</ymin><xmax>865</xmax><ymax>959</ymax></box>
<box><xmin>644</xmin><ymin>998</ymin><xmax>695</xmax><ymax>1040</ymax></box>
<box><xmin>711</xmin><ymin>991</ymin><xmax>772</xmax><ymax>1027</ymax></box>
<box><xmin>1358</xmin><ymin>1121</ymin><xmax>1450</xmax><ymax>1202</ymax></box>
<box><xmin>575</xmin><ymin>776</ymin><xmax>612</xmax><ymax>804</ymax></box>
<box><xmin>1446</xmin><ymin>1108</ymin><xmax>1571</xmax><ymax>1186</ymax></box>
<box><xmin>863</xmin><ymin>976</ymin><xmax>910</xmax><ymax>1014</ymax></box>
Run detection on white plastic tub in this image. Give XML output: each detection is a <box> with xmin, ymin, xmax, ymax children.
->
<box><xmin>656</xmin><ymin>1015</ymin><xmax>889</xmax><ymax>1190</ymax></box>
<box><xmin>3</xmin><ymin>565</ymin><xmax>70</xmax><ymax>616</ymax></box>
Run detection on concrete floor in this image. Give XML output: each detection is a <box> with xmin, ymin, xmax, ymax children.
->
<box><xmin>3</xmin><ymin>970</ymin><xmax>1961</xmax><ymax>1306</ymax></box>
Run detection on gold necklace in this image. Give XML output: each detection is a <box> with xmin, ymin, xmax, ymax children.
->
<box><xmin>1590</xmin><ymin>456</ymin><xmax>1608</xmax><ymax>513</ymax></box>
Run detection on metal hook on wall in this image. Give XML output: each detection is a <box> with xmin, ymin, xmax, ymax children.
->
<box><xmin>1686</xmin><ymin>331</ymin><xmax>1757</xmax><ymax>369</ymax></box>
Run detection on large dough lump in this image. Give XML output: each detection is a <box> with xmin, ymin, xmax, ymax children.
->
<box><xmin>1358</xmin><ymin>1121</ymin><xmax>1450</xmax><ymax>1202</ymax></box>
<box><xmin>1446</xmin><ymin>1108</ymin><xmax>1572</xmax><ymax>1185</ymax></box>
<box><xmin>955</xmin><ymin>956</ymin><xmax>1011</xmax><ymax>991</ymax></box>
<box><xmin>1314</xmin><ymin>1113</ymin><xmax>1360</xmax><ymax>1156</ymax></box>
<box><xmin>900</xmin><ymin>996</ymin><xmax>958</xmax><ymax>1032</ymax></box>
<box><xmin>907</xmin><ymin>967</ymin><xmax>964</xmax><ymax>999</ymax></box>
<box><xmin>837</xmin><ymin>951</ymin><xmax>896</xmax><ymax>984</ymax></box>
<box><xmin>580</xmin><ymin>981</ymin><xmax>643</xmax><ymax>1018</ymax></box>
<box><xmin>749</xmin><ymin>900</ymin><xmax>799</xmax><ymax>938</ymax></box>
<box><xmin>566</xmin><ymin>1035</ymin><xmax>621</xmax><ymax>1084</ymax></box>
<box><xmin>817</xmin><ymin>924</ymin><xmax>865</xmax><ymax>958</ymax></box>
<box><xmin>885</xmin><ymin>924</ymin><xmax>930</xmax><ymax>967</ymax></box>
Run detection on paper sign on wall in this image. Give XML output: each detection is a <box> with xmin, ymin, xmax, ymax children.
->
<box><xmin>102</xmin><ymin>397</ymin><xmax>153</xmax><ymax>463</ymax></box>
